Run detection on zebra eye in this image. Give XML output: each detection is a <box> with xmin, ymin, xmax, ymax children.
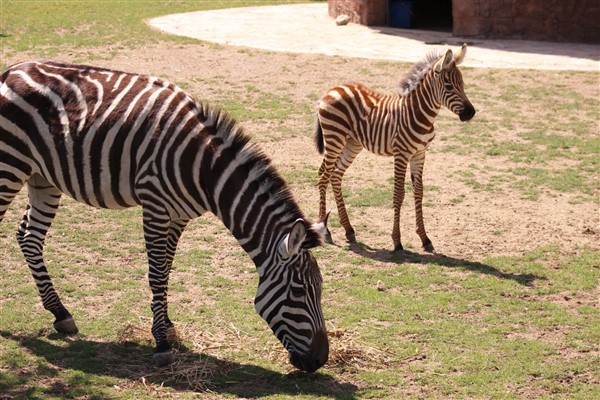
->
<box><xmin>444</xmin><ymin>82</ymin><xmax>453</xmax><ymax>91</ymax></box>
<box><xmin>291</xmin><ymin>285</ymin><xmax>306</xmax><ymax>297</ymax></box>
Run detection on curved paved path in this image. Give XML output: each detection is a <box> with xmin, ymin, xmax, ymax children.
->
<box><xmin>149</xmin><ymin>3</ymin><xmax>599</xmax><ymax>71</ymax></box>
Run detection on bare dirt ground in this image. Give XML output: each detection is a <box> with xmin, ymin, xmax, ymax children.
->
<box><xmin>49</xmin><ymin>41</ymin><xmax>597</xmax><ymax>262</ymax></box>
<box><xmin>5</xmin><ymin>40</ymin><xmax>598</xmax><ymax>281</ymax></box>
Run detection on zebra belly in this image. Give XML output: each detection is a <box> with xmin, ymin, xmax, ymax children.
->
<box><xmin>30</xmin><ymin>152</ymin><xmax>141</xmax><ymax>210</ymax></box>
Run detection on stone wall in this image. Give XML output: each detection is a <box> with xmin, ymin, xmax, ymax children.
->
<box><xmin>453</xmin><ymin>0</ymin><xmax>600</xmax><ymax>43</ymax></box>
<box><xmin>328</xmin><ymin>0</ymin><xmax>388</xmax><ymax>26</ymax></box>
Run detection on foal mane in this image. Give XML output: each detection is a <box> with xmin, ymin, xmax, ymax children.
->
<box><xmin>398</xmin><ymin>50</ymin><xmax>442</xmax><ymax>97</ymax></box>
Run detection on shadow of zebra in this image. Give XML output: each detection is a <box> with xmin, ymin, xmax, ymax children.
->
<box><xmin>0</xmin><ymin>331</ymin><xmax>359</xmax><ymax>399</ymax></box>
<box><xmin>346</xmin><ymin>241</ymin><xmax>545</xmax><ymax>286</ymax></box>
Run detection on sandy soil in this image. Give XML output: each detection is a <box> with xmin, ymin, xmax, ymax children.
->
<box><xmin>5</xmin><ymin>41</ymin><xmax>599</xmax><ymax>263</ymax></box>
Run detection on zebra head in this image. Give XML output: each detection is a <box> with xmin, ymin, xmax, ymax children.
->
<box><xmin>434</xmin><ymin>44</ymin><xmax>476</xmax><ymax>122</ymax></box>
<box><xmin>254</xmin><ymin>218</ymin><xmax>328</xmax><ymax>373</ymax></box>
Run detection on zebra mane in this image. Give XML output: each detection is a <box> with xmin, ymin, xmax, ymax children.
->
<box><xmin>196</xmin><ymin>103</ymin><xmax>322</xmax><ymax>249</ymax></box>
<box><xmin>398</xmin><ymin>50</ymin><xmax>442</xmax><ymax>97</ymax></box>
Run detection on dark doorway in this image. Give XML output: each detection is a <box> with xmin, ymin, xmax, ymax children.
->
<box><xmin>411</xmin><ymin>0</ymin><xmax>453</xmax><ymax>31</ymax></box>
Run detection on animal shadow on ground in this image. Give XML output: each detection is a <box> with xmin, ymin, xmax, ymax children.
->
<box><xmin>0</xmin><ymin>331</ymin><xmax>359</xmax><ymax>399</ymax></box>
<box><xmin>347</xmin><ymin>241</ymin><xmax>545</xmax><ymax>286</ymax></box>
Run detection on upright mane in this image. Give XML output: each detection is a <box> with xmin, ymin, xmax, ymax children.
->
<box><xmin>195</xmin><ymin>102</ymin><xmax>322</xmax><ymax>249</ymax></box>
<box><xmin>398</xmin><ymin>51</ymin><xmax>442</xmax><ymax>97</ymax></box>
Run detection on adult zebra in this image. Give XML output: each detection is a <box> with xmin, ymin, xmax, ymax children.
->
<box><xmin>315</xmin><ymin>44</ymin><xmax>475</xmax><ymax>252</ymax></box>
<box><xmin>0</xmin><ymin>60</ymin><xmax>329</xmax><ymax>372</ymax></box>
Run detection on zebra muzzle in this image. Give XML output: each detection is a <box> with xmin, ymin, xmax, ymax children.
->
<box><xmin>288</xmin><ymin>329</ymin><xmax>329</xmax><ymax>372</ymax></box>
<box><xmin>459</xmin><ymin>103</ymin><xmax>476</xmax><ymax>121</ymax></box>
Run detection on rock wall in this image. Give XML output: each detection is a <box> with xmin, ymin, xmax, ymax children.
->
<box><xmin>453</xmin><ymin>0</ymin><xmax>599</xmax><ymax>43</ymax></box>
<box><xmin>328</xmin><ymin>0</ymin><xmax>388</xmax><ymax>26</ymax></box>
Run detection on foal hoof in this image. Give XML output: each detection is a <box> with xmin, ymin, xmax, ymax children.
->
<box><xmin>153</xmin><ymin>350</ymin><xmax>174</xmax><ymax>367</ymax></box>
<box><xmin>423</xmin><ymin>242</ymin><xmax>435</xmax><ymax>253</ymax></box>
<box><xmin>345</xmin><ymin>230</ymin><xmax>356</xmax><ymax>243</ymax></box>
<box><xmin>53</xmin><ymin>317</ymin><xmax>79</xmax><ymax>334</ymax></box>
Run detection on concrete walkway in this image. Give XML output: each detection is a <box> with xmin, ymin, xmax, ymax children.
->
<box><xmin>148</xmin><ymin>3</ymin><xmax>599</xmax><ymax>71</ymax></box>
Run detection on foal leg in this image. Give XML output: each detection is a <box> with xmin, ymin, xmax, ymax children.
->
<box><xmin>18</xmin><ymin>175</ymin><xmax>78</xmax><ymax>333</ymax></box>
<box><xmin>410</xmin><ymin>151</ymin><xmax>434</xmax><ymax>252</ymax></box>
<box><xmin>330</xmin><ymin>138</ymin><xmax>362</xmax><ymax>242</ymax></box>
<box><xmin>317</xmin><ymin>130</ymin><xmax>346</xmax><ymax>244</ymax></box>
<box><xmin>391</xmin><ymin>155</ymin><xmax>409</xmax><ymax>252</ymax></box>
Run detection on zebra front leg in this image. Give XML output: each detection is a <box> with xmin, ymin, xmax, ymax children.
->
<box><xmin>163</xmin><ymin>219</ymin><xmax>189</xmax><ymax>342</ymax></box>
<box><xmin>410</xmin><ymin>152</ymin><xmax>434</xmax><ymax>252</ymax></box>
<box><xmin>142</xmin><ymin>207</ymin><xmax>177</xmax><ymax>367</ymax></box>
<box><xmin>18</xmin><ymin>175</ymin><xmax>78</xmax><ymax>333</ymax></box>
<box><xmin>330</xmin><ymin>139</ymin><xmax>362</xmax><ymax>243</ymax></box>
<box><xmin>392</xmin><ymin>156</ymin><xmax>409</xmax><ymax>252</ymax></box>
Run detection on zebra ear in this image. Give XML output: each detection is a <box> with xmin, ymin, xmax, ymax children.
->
<box><xmin>278</xmin><ymin>219</ymin><xmax>307</xmax><ymax>258</ymax></box>
<box><xmin>434</xmin><ymin>49</ymin><xmax>454</xmax><ymax>73</ymax></box>
<box><xmin>454</xmin><ymin>43</ymin><xmax>467</xmax><ymax>65</ymax></box>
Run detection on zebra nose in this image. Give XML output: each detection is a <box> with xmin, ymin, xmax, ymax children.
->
<box><xmin>310</xmin><ymin>328</ymin><xmax>329</xmax><ymax>371</ymax></box>
<box><xmin>459</xmin><ymin>103</ymin><xmax>475</xmax><ymax>121</ymax></box>
<box><xmin>289</xmin><ymin>329</ymin><xmax>329</xmax><ymax>372</ymax></box>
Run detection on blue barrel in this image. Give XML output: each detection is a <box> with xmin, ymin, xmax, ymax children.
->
<box><xmin>389</xmin><ymin>0</ymin><xmax>414</xmax><ymax>29</ymax></box>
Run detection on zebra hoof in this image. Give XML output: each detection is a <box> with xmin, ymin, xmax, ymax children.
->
<box><xmin>153</xmin><ymin>350</ymin><xmax>174</xmax><ymax>367</ymax></box>
<box><xmin>393</xmin><ymin>243</ymin><xmax>404</xmax><ymax>252</ymax></box>
<box><xmin>345</xmin><ymin>230</ymin><xmax>356</xmax><ymax>243</ymax></box>
<box><xmin>53</xmin><ymin>317</ymin><xmax>79</xmax><ymax>335</ymax></box>
<box><xmin>423</xmin><ymin>242</ymin><xmax>435</xmax><ymax>253</ymax></box>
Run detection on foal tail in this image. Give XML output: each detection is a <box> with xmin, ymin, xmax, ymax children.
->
<box><xmin>314</xmin><ymin>118</ymin><xmax>324</xmax><ymax>155</ymax></box>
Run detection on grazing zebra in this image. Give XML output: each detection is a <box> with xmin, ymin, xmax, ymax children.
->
<box><xmin>315</xmin><ymin>44</ymin><xmax>475</xmax><ymax>252</ymax></box>
<box><xmin>0</xmin><ymin>60</ymin><xmax>329</xmax><ymax>372</ymax></box>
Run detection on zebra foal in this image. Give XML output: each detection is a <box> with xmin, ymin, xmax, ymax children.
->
<box><xmin>315</xmin><ymin>44</ymin><xmax>475</xmax><ymax>252</ymax></box>
<box><xmin>0</xmin><ymin>60</ymin><xmax>329</xmax><ymax>372</ymax></box>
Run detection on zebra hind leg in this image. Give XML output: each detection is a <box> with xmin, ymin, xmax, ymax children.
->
<box><xmin>18</xmin><ymin>175</ymin><xmax>78</xmax><ymax>334</ymax></box>
<box><xmin>317</xmin><ymin>159</ymin><xmax>335</xmax><ymax>245</ymax></box>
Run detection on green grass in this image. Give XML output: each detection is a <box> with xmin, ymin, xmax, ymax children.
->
<box><xmin>0</xmin><ymin>0</ymin><xmax>320</xmax><ymax>64</ymax></box>
<box><xmin>438</xmin><ymin>70</ymin><xmax>599</xmax><ymax>202</ymax></box>
<box><xmin>1</xmin><ymin>1</ymin><xmax>599</xmax><ymax>399</ymax></box>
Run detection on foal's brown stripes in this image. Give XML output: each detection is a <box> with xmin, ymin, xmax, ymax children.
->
<box><xmin>315</xmin><ymin>45</ymin><xmax>475</xmax><ymax>251</ymax></box>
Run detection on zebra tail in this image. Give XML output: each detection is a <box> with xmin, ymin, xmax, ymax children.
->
<box><xmin>314</xmin><ymin>118</ymin><xmax>324</xmax><ymax>155</ymax></box>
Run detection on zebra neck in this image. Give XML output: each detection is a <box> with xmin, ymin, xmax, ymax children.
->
<box><xmin>203</xmin><ymin>149</ymin><xmax>301</xmax><ymax>276</ymax></box>
<box><xmin>399</xmin><ymin>72</ymin><xmax>441</xmax><ymax>133</ymax></box>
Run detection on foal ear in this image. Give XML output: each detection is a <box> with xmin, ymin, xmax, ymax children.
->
<box><xmin>454</xmin><ymin>43</ymin><xmax>467</xmax><ymax>65</ymax></box>
<box><xmin>278</xmin><ymin>219</ymin><xmax>307</xmax><ymax>258</ymax></box>
<box><xmin>434</xmin><ymin>49</ymin><xmax>454</xmax><ymax>73</ymax></box>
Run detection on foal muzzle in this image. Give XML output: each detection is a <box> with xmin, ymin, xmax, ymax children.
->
<box><xmin>459</xmin><ymin>103</ymin><xmax>476</xmax><ymax>121</ymax></box>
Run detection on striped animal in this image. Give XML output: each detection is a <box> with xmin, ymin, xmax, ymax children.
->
<box><xmin>315</xmin><ymin>44</ymin><xmax>475</xmax><ymax>252</ymax></box>
<box><xmin>0</xmin><ymin>60</ymin><xmax>329</xmax><ymax>372</ymax></box>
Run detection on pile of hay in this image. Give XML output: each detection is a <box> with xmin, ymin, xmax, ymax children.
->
<box><xmin>117</xmin><ymin>320</ymin><xmax>395</xmax><ymax>391</ymax></box>
<box><xmin>326</xmin><ymin>328</ymin><xmax>395</xmax><ymax>369</ymax></box>
<box><xmin>118</xmin><ymin>320</ymin><xmax>230</xmax><ymax>392</ymax></box>
<box><xmin>265</xmin><ymin>326</ymin><xmax>396</xmax><ymax>371</ymax></box>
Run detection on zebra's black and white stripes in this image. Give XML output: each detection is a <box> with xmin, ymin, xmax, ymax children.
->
<box><xmin>315</xmin><ymin>45</ymin><xmax>475</xmax><ymax>252</ymax></box>
<box><xmin>0</xmin><ymin>60</ymin><xmax>328</xmax><ymax>372</ymax></box>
